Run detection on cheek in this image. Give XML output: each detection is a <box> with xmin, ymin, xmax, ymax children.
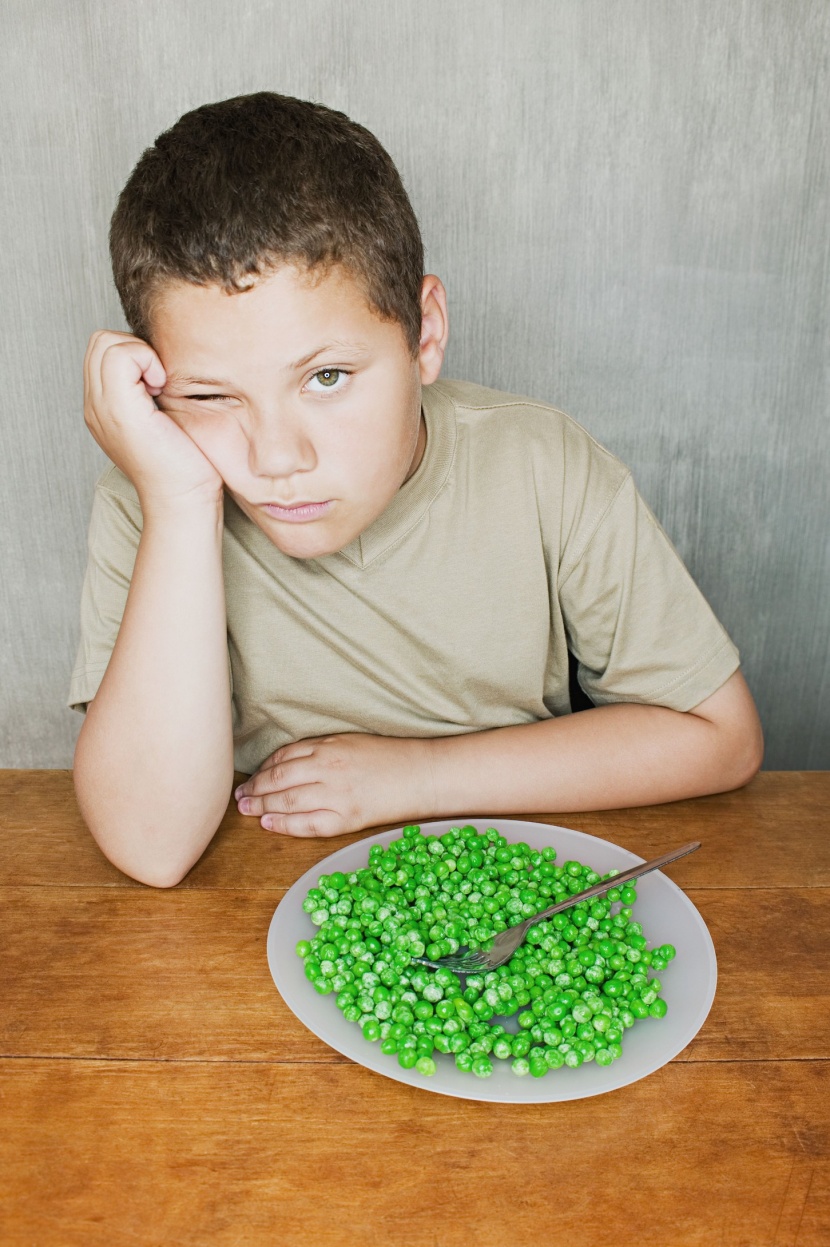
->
<box><xmin>184</xmin><ymin>420</ymin><xmax>246</xmax><ymax>476</ymax></box>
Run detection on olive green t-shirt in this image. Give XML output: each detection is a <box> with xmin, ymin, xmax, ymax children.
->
<box><xmin>68</xmin><ymin>379</ymin><xmax>740</xmax><ymax>774</ymax></box>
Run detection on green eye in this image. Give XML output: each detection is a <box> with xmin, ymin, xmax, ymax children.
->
<box><xmin>315</xmin><ymin>369</ymin><xmax>341</xmax><ymax>387</ymax></box>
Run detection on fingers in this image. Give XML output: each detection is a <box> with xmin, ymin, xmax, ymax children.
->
<box><xmin>262</xmin><ymin>808</ymin><xmax>348</xmax><ymax>838</ymax></box>
<box><xmin>234</xmin><ymin>735</ymin><xmax>362</xmax><ymax>838</ymax></box>
<box><xmin>84</xmin><ymin>331</ymin><xmax>166</xmax><ymax>451</ymax></box>
<box><xmin>237</xmin><ymin>753</ymin><xmax>318</xmax><ymax>802</ymax></box>
<box><xmin>88</xmin><ymin>333</ymin><xmax>166</xmax><ymax>409</ymax></box>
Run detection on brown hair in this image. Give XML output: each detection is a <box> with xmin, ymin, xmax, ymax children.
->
<box><xmin>109</xmin><ymin>92</ymin><xmax>425</xmax><ymax>353</ymax></box>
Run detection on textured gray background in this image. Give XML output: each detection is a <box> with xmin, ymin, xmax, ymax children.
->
<box><xmin>1</xmin><ymin>0</ymin><xmax>828</xmax><ymax>768</ymax></box>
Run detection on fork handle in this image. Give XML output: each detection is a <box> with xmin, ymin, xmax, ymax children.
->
<box><xmin>527</xmin><ymin>841</ymin><xmax>701</xmax><ymax>928</ymax></box>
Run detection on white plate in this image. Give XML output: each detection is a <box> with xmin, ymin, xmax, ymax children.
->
<box><xmin>267</xmin><ymin>819</ymin><xmax>717</xmax><ymax>1102</ymax></box>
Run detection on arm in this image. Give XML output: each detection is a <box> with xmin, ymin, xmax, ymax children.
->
<box><xmin>73</xmin><ymin>332</ymin><xmax>234</xmax><ymax>887</ymax></box>
<box><xmin>423</xmin><ymin>668</ymin><xmax>763</xmax><ymax>815</ymax></box>
<box><xmin>234</xmin><ymin>669</ymin><xmax>763</xmax><ymax>836</ymax></box>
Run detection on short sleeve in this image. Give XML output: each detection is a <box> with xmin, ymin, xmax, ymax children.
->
<box><xmin>67</xmin><ymin>468</ymin><xmax>143</xmax><ymax>713</ymax></box>
<box><xmin>558</xmin><ymin>473</ymin><xmax>740</xmax><ymax>711</ymax></box>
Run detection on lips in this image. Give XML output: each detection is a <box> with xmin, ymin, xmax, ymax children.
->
<box><xmin>261</xmin><ymin>499</ymin><xmax>333</xmax><ymax>523</ymax></box>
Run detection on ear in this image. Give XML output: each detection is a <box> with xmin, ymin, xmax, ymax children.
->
<box><xmin>417</xmin><ymin>275</ymin><xmax>449</xmax><ymax>384</ymax></box>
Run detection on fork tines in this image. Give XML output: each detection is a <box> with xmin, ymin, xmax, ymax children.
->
<box><xmin>412</xmin><ymin>949</ymin><xmax>488</xmax><ymax>974</ymax></box>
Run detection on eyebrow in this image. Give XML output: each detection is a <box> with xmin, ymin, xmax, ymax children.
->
<box><xmin>290</xmin><ymin>340</ymin><xmax>369</xmax><ymax>370</ymax></box>
<box><xmin>164</xmin><ymin>374</ymin><xmax>234</xmax><ymax>389</ymax></box>
<box><xmin>164</xmin><ymin>341</ymin><xmax>369</xmax><ymax>390</ymax></box>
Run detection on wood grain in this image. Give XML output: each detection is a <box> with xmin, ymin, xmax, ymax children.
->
<box><xmin>1</xmin><ymin>884</ymin><xmax>827</xmax><ymax>1064</ymax></box>
<box><xmin>0</xmin><ymin>1059</ymin><xmax>827</xmax><ymax>1247</ymax></box>
<box><xmin>2</xmin><ymin>770</ymin><xmax>829</xmax><ymax>889</ymax></box>
<box><xmin>1</xmin><ymin>771</ymin><xmax>828</xmax><ymax>1246</ymax></box>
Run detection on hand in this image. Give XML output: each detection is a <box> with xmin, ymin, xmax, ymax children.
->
<box><xmin>234</xmin><ymin>734</ymin><xmax>435</xmax><ymax>838</ymax></box>
<box><xmin>84</xmin><ymin>330</ymin><xmax>223</xmax><ymax>511</ymax></box>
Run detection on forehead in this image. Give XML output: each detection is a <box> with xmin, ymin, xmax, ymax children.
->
<box><xmin>150</xmin><ymin>264</ymin><xmax>401</xmax><ymax>364</ymax></box>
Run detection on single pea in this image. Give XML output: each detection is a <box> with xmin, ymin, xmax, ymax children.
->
<box><xmin>512</xmin><ymin>1057</ymin><xmax>531</xmax><ymax>1076</ymax></box>
<box><xmin>649</xmin><ymin>998</ymin><xmax>668</xmax><ymax>1018</ymax></box>
<box><xmin>416</xmin><ymin>1055</ymin><xmax>437</xmax><ymax>1076</ymax></box>
<box><xmin>595</xmin><ymin>1048</ymin><xmax>614</xmax><ymax>1067</ymax></box>
<box><xmin>472</xmin><ymin>1056</ymin><xmax>494</xmax><ymax>1079</ymax></box>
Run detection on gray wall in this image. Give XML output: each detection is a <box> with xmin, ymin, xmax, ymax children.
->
<box><xmin>1</xmin><ymin>0</ymin><xmax>828</xmax><ymax>768</ymax></box>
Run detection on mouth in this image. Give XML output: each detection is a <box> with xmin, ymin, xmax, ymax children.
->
<box><xmin>261</xmin><ymin>500</ymin><xmax>334</xmax><ymax>522</ymax></box>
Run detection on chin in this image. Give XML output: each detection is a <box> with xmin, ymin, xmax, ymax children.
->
<box><xmin>267</xmin><ymin>525</ymin><xmax>350</xmax><ymax>560</ymax></box>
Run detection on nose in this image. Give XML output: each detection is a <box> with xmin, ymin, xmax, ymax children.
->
<box><xmin>247</xmin><ymin>407</ymin><xmax>317</xmax><ymax>480</ymax></box>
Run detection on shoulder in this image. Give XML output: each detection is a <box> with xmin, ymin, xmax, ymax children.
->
<box><xmin>433</xmin><ymin>379</ymin><xmax>624</xmax><ymax>461</ymax></box>
<box><xmin>431</xmin><ymin>378</ymin><xmax>631</xmax><ymax>508</ymax></box>
<box><xmin>86</xmin><ymin>465</ymin><xmax>143</xmax><ymax>549</ymax></box>
<box><xmin>93</xmin><ymin>463</ymin><xmax>142</xmax><ymax>509</ymax></box>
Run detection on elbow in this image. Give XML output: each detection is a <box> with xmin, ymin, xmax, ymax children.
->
<box><xmin>81</xmin><ymin>816</ymin><xmax>215</xmax><ymax>888</ymax></box>
<box><xmin>72</xmin><ymin>771</ymin><xmax>225</xmax><ymax>889</ymax></box>
<box><xmin>124</xmin><ymin>858</ymin><xmax>196</xmax><ymax>890</ymax></box>
<box><xmin>93</xmin><ymin>829</ymin><xmax>217</xmax><ymax>889</ymax></box>
<box><xmin>722</xmin><ymin>712</ymin><xmax>765</xmax><ymax>793</ymax></box>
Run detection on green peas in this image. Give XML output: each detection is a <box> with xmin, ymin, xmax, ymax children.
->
<box><xmin>511</xmin><ymin>1033</ymin><xmax>532</xmax><ymax>1058</ymax></box>
<box><xmin>454</xmin><ymin>998</ymin><xmax>475</xmax><ymax>1025</ymax></box>
<box><xmin>298</xmin><ymin>824</ymin><xmax>677</xmax><ymax>1079</ymax></box>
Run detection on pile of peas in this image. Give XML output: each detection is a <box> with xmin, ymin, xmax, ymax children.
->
<box><xmin>295</xmin><ymin>824</ymin><xmax>676</xmax><ymax>1079</ymax></box>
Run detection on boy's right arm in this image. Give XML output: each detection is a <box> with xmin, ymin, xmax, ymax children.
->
<box><xmin>73</xmin><ymin>332</ymin><xmax>234</xmax><ymax>888</ymax></box>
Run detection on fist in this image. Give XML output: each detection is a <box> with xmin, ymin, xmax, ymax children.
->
<box><xmin>83</xmin><ymin>330</ymin><xmax>222</xmax><ymax>510</ymax></box>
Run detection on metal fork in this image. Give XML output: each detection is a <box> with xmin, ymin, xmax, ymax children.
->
<box><xmin>411</xmin><ymin>840</ymin><xmax>701</xmax><ymax>974</ymax></box>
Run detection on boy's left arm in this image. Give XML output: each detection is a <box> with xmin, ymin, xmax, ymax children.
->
<box><xmin>234</xmin><ymin>668</ymin><xmax>763</xmax><ymax>837</ymax></box>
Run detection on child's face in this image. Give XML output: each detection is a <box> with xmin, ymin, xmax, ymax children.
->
<box><xmin>152</xmin><ymin>265</ymin><xmax>446</xmax><ymax>558</ymax></box>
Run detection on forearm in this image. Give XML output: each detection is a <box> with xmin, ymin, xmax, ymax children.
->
<box><xmin>74</xmin><ymin>494</ymin><xmax>234</xmax><ymax>886</ymax></box>
<box><xmin>424</xmin><ymin>680</ymin><xmax>763</xmax><ymax>817</ymax></box>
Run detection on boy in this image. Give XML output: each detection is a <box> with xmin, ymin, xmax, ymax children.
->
<box><xmin>70</xmin><ymin>92</ymin><xmax>763</xmax><ymax>888</ymax></box>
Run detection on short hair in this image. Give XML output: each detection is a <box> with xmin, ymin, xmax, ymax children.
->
<box><xmin>109</xmin><ymin>92</ymin><xmax>425</xmax><ymax>353</ymax></box>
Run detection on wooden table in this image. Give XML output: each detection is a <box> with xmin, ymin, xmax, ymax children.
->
<box><xmin>1</xmin><ymin>771</ymin><xmax>828</xmax><ymax>1246</ymax></box>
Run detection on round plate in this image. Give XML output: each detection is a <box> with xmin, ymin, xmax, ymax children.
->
<box><xmin>266</xmin><ymin>819</ymin><xmax>717</xmax><ymax>1102</ymax></box>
